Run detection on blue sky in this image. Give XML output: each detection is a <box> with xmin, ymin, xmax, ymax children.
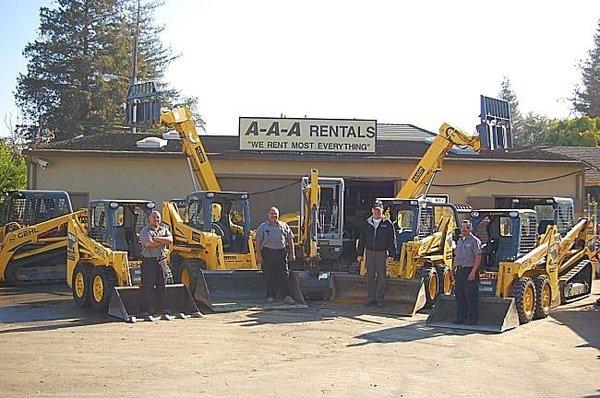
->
<box><xmin>2</xmin><ymin>1</ymin><xmax>600</xmax><ymax>137</ymax></box>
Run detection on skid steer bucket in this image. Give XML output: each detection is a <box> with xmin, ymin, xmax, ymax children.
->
<box><xmin>426</xmin><ymin>295</ymin><xmax>519</xmax><ymax>333</ymax></box>
<box><xmin>327</xmin><ymin>274</ymin><xmax>427</xmax><ymax>316</ymax></box>
<box><xmin>295</xmin><ymin>270</ymin><xmax>332</xmax><ymax>301</ymax></box>
<box><xmin>107</xmin><ymin>284</ymin><xmax>201</xmax><ymax>322</ymax></box>
<box><xmin>190</xmin><ymin>270</ymin><xmax>307</xmax><ymax>312</ymax></box>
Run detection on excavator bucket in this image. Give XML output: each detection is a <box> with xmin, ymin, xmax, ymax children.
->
<box><xmin>107</xmin><ymin>284</ymin><xmax>201</xmax><ymax>322</ymax></box>
<box><xmin>295</xmin><ymin>270</ymin><xmax>332</xmax><ymax>301</ymax></box>
<box><xmin>426</xmin><ymin>295</ymin><xmax>519</xmax><ymax>333</ymax></box>
<box><xmin>327</xmin><ymin>274</ymin><xmax>427</xmax><ymax>316</ymax></box>
<box><xmin>189</xmin><ymin>270</ymin><xmax>307</xmax><ymax>312</ymax></box>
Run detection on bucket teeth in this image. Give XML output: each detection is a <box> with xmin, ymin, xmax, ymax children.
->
<box><xmin>107</xmin><ymin>284</ymin><xmax>201</xmax><ymax>322</ymax></box>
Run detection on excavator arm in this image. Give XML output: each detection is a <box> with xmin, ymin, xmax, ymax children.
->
<box><xmin>397</xmin><ymin>123</ymin><xmax>482</xmax><ymax>199</ymax></box>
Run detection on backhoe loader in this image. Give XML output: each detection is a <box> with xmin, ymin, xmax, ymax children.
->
<box><xmin>0</xmin><ymin>190</ymin><xmax>79</xmax><ymax>285</ymax></box>
<box><xmin>427</xmin><ymin>208</ymin><xmax>596</xmax><ymax>332</ymax></box>
<box><xmin>328</xmin><ymin>123</ymin><xmax>487</xmax><ymax>315</ymax></box>
<box><xmin>66</xmin><ymin>199</ymin><xmax>199</xmax><ymax>322</ymax></box>
<box><xmin>126</xmin><ymin>82</ymin><xmax>305</xmax><ymax>312</ymax></box>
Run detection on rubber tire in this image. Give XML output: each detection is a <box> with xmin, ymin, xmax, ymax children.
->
<box><xmin>438</xmin><ymin>266</ymin><xmax>454</xmax><ymax>295</ymax></box>
<box><xmin>72</xmin><ymin>264</ymin><xmax>90</xmax><ymax>308</ymax></box>
<box><xmin>533</xmin><ymin>274</ymin><xmax>551</xmax><ymax>319</ymax></box>
<box><xmin>512</xmin><ymin>277</ymin><xmax>536</xmax><ymax>324</ymax></box>
<box><xmin>421</xmin><ymin>266</ymin><xmax>439</xmax><ymax>308</ymax></box>
<box><xmin>89</xmin><ymin>267</ymin><xmax>117</xmax><ymax>313</ymax></box>
<box><xmin>174</xmin><ymin>259</ymin><xmax>206</xmax><ymax>296</ymax></box>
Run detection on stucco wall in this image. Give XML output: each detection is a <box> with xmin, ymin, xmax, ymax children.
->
<box><xmin>29</xmin><ymin>152</ymin><xmax>585</xmax><ymax>226</ymax></box>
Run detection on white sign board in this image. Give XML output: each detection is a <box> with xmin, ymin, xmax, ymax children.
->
<box><xmin>239</xmin><ymin>117</ymin><xmax>377</xmax><ymax>153</ymax></box>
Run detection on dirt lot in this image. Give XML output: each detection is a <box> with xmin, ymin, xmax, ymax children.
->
<box><xmin>1</xmin><ymin>283</ymin><xmax>599</xmax><ymax>398</ymax></box>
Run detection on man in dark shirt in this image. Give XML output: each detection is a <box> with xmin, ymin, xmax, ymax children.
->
<box><xmin>356</xmin><ymin>200</ymin><xmax>396</xmax><ymax>308</ymax></box>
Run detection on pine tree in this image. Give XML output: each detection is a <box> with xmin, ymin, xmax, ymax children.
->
<box><xmin>15</xmin><ymin>0</ymin><xmax>180</xmax><ymax>142</ymax></box>
<box><xmin>573</xmin><ymin>19</ymin><xmax>600</xmax><ymax>117</ymax></box>
<box><xmin>498</xmin><ymin>76</ymin><xmax>526</xmax><ymax>146</ymax></box>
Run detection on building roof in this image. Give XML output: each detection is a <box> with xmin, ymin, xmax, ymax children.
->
<box><xmin>25</xmin><ymin>130</ymin><xmax>578</xmax><ymax>164</ymax></box>
<box><xmin>542</xmin><ymin>146</ymin><xmax>600</xmax><ymax>185</ymax></box>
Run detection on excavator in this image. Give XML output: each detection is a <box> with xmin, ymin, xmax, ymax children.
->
<box><xmin>0</xmin><ymin>190</ymin><xmax>81</xmax><ymax>285</ymax></box>
<box><xmin>65</xmin><ymin>199</ymin><xmax>199</xmax><ymax>322</ymax></box>
<box><xmin>281</xmin><ymin>169</ymin><xmax>347</xmax><ymax>300</ymax></box>
<box><xmin>126</xmin><ymin>82</ymin><xmax>306</xmax><ymax>312</ymax></box>
<box><xmin>427</xmin><ymin>208</ymin><xmax>596</xmax><ymax>332</ymax></box>
<box><xmin>328</xmin><ymin>123</ymin><xmax>486</xmax><ymax>315</ymax></box>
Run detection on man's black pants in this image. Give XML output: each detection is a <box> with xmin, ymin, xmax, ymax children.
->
<box><xmin>261</xmin><ymin>247</ymin><xmax>291</xmax><ymax>299</ymax></box>
<box><xmin>454</xmin><ymin>267</ymin><xmax>479</xmax><ymax>322</ymax></box>
<box><xmin>140</xmin><ymin>257</ymin><xmax>167</xmax><ymax>315</ymax></box>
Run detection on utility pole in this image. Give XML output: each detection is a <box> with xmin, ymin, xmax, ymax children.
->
<box><xmin>130</xmin><ymin>0</ymin><xmax>140</xmax><ymax>133</ymax></box>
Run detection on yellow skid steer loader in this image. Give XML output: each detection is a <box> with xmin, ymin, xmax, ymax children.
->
<box><xmin>427</xmin><ymin>209</ymin><xmax>596</xmax><ymax>333</ymax></box>
<box><xmin>66</xmin><ymin>200</ymin><xmax>200</xmax><ymax>322</ymax></box>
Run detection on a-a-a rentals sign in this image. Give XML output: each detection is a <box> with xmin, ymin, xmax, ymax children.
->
<box><xmin>239</xmin><ymin>117</ymin><xmax>377</xmax><ymax>154</ymax></box>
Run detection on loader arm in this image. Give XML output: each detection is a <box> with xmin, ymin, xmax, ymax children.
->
<box><xmin>0</xmin><ymin>209</ymin><xmax>87</xmax><ymax>283</ymax></box>
<box><xmin>65</xmin><ymin>211</ymin><xmax>131</xmax><ymax>287</ymax></box>
<box><xmin>160</xmin><ymin>108</ymin><xmax>221</xmax><ymax>192</ymax></box>
<box><xmin>397</xmin><ymin>123</ymin><xmax>482</xmax><ymax>199</ymax></box>
<box><xmin>301</xmin><ymin>169</ymin><xmax>320</xmax><ymax>265</ymax></box>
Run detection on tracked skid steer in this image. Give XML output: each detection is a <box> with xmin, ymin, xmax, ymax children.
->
<box><xmin>66</xmin><ymin>200</ymin><xmax>200</xmax><ymax>322</ymax></box>
<box><xmin>0</xmin><ymin>190</ymin><xmax>78</xmax><ymax>285</ymax></box>
<box><xmin>427</xmin><ymin>209</ymin><xmax>596</xmax><ymax>333</ymax></box>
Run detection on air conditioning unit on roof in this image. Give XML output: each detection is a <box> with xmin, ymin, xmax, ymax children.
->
<box><xmin>136</xmin><ymin>136</ymin><xmax>167</xmax><ymax>148</ymax></box>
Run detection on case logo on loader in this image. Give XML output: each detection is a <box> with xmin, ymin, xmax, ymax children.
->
<box><xmin>411</xmin><ymin>166</ymin><xmax>425</xmax><ymax>183</ymax></box>
<box><xmin>17</xmin><ymin>228</ymin><xmax>38</xmax><ymax>239</ymax></box>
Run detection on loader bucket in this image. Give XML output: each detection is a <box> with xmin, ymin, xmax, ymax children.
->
<box><xmin>191</xmin><ymin>270</ymin><xmax>307</xmax><ymax>312</ymax></box>
<box><xmin>327</xmin><ymin>274</ymin><xmax>427</xmax><ymax>316</ymax></box>
<box><xmin>107</xmin><ymin>284</ymin><xmax>201</xmax><ymax>322</ymax></box>
<box><xmin>426</xmin><ymin>295</ymin><xmax>519</xmax><ymax>333</ymax></box>
<box><xmin>294</xmin><ymin>270</ymin><xmax>332</xmax><ymax>301</ymax></box>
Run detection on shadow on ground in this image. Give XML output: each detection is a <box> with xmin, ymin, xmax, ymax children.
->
<box><xmin>228</xmin><ymin>301</ymin><xmax>419</xmax><ymax>327</ymax></box>
<box><xmin>549</xmin><ymin>298</ymin><xmax>600</xmax><ymax>355</ymax></box>
<box><xmin>348</xmin><ymin>319</ymin><xmax>489</xmax><ymax>346</ymax></box>
<box><xmin>0</xmin><ymin>284</ymin><xmax>112</xmax><ymax>334</ymax></box>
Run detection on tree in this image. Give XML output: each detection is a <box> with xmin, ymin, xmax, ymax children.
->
<box><xmin>498</xmin><ymin>76</ymin><xmax>526</xmax><ymax>146</ymax></box>
<box><xmin>541</xmin><ymin>116</ymin><xmax>600</xmax><ymax>146</ymax></box>
<box><xmin>15</xmin><ymin>0</ymin><xmax>181</xmax><ymax>142</ymax></box>
<box><xmin>0</xmin><ymin>141</ymin><xmax>27</xmax><ymax>198</ymax></box>
<box><xmin>573</xmin><ymin>19</ymin><xmax>600</xmax><ymax>116</ymax></box>
<box><xmin>520</xmin><ymin>112</ymin><xmax>551</xmax><ymax>146</ymax></box>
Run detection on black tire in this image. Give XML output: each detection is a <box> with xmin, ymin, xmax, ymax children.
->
<box><xmin>89</xmin><ymin>267</ymin><xmax>117</xmax><ymax>313</ymax></box>
<box><xmin>533</xmin><ymin>274</ymin><xmax>551</xmax><ymax>319</ymax></box>
<box><xmin>72</xmin><ymin>264</ymin><xmax>91</xmax><ymax>307</ymax></box>
<box><xmin>421</xmin><ymin>266</ymin><xmax>439</xmax><ymax>308</ymax></box>
<box><xmin>4</xmin><ymin>261</ymin><xmax>20</xmax><ymax>286</ymax></box>
<box><xmin>512</xmin><ymin>277</ymin><xmax>536</xmax><ymax>324</ymax></box>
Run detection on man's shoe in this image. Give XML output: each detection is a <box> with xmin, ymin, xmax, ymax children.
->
<box><xmin>161</xmin><ymin>312</ymin><xmax>174</xmax><ymax>321</ymax></box>
<box><xmin>139</xmin><ymin>313</ymin><xmax>155</xmax><ymax>322</ymax></box>
<box><xmin>283</xmin><ymin>296</ymin><xmax>296</xmax><ymax>305</ymax></box>
<box><xmin>376</xmin><ymin>302</ymin><xmax>385</xmax><ymax>309</ymax></box>
<box><xmin>364</xmin><ymin>301</ymin><xmax>376</xmax><ymax>307</ymax></box>
<box><xmin>266</xmin><ymin>297</ymin><xmax>275</xmax><ymax>303</ymax></box>
<box><xmin>453</xmin><ymin>319</ymin><xmax>466</xmax><ymax>325</ymax></box>
<box><xmin>464</xmin><ymin>319</ymin><xmax>478</xmax><ymax>326</ymax></box>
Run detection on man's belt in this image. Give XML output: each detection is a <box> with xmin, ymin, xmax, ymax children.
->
<box><xmin>262</xmin><ymin>247</ymin><xmax>286</xmax><ymax>252</ymax></box>
<box><xmin>455</xmin><ymin>265</ymin><xmax>473</xmax><ymax>269</ymax></box>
